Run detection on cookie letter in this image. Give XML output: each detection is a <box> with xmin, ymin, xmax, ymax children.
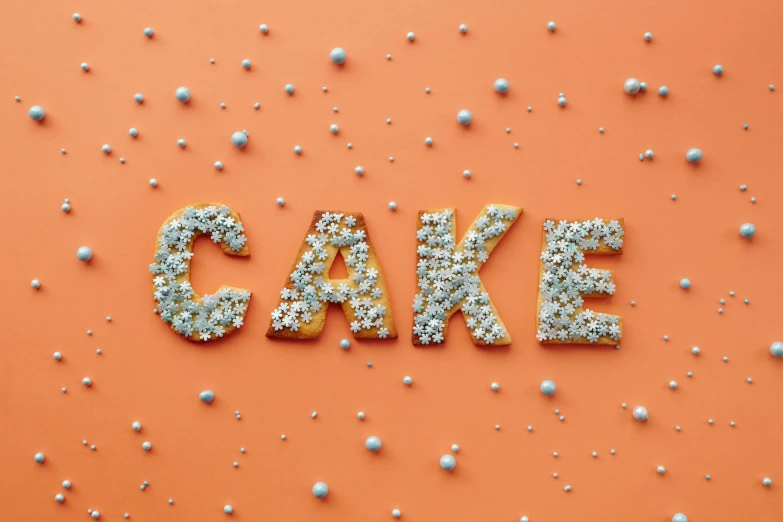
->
<box><xmin>412</xmin><ymin>204</ymin><xmax>522</xmax><ymax>346</ymax></box>
<box><xmin>150</xmin><ymin>204</ymin><xmax>251</xmax><ymax>342</ymax></box>
<box><xmin>266</xmin><ymin>211</ymin><xmax>397</xmax><ymax>340</ymax></box>
<box><xmin>536</xmin><ymin>218</ymin><xmax>624</xmax><ymax>344</ymax></box>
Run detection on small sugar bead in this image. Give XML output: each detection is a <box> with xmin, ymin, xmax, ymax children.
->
<box><xmin>312</xmin><ymin>482</ymin><xmax>329</xmax><ymax>498</ymax></box>
<box><xmin>77</xmin><ymin>246</ymin><xmax>93</xmax><ymax>261</ymax></box>
<box><xmin>80</xmin><ymin>62</ymin><xmax>90</xmax><ymax>71</ymax></box>
<box><xmin>177</xmin><ymin>138</ymin><xmax>186</xmax><ymax>148</ymax></box>
<box><xmin>101</xmin><ymin>144</ymin><xmax>111</xmax><ymax>154</ymax></box>
<box><xmin>285</xmin><ymin>84</ymin><xmax>295</xmax><ymax>94</ymax></box>
<box><xmin>622</xmin><ymin>403</ymin><xmax>627</xmax><ymax>409</ymax></box>
<box><xmin>347</xmin><ymin>143</ymin><xmax>353</xmax><ymax>149</ymax></box>
<box><xmin>706</xmin><ymin>475</ymin><xmax>711</xmax><ymax>480</ymax></box>
<box><xmin>224</xmin><ymin>505</ymin><xmax>233</xmax><ymax>514</ymax></box>
<box><xmin>149</xmin><ymin>179</ymin><xmax>158</xmax><ymax>187</ymax></box>
<box><xmin>744</xmin><ymin>124</ymin><xmax>749</xmax><ymax>130</ymax></box>
<box><xmin>723</xmin><ymin>356</ymin><xmax>729</xmax><ymax>362</ymax></box>
<box><xmin>330</xmin><ymin>124</ymin><xmax>339</xmax><ymax>134</ymax></box>
<box><xmin>457</xmin><ymin>109</ymin><xmax>473</xmax><ymax>125</ymax></box>
<box><xmin>557</xmin><ymin>96</ymin><xmax>567</xmax><ymax>106</ymax></box>
<box><xmin>763</xmin><ymin>477</ymin><xmax>773</xmax><ymax>487</ymax></box>
<box><xmin>143</xmin><ymin>27</ymin><xmax>154</xmax><ymax>37</ymax></box>
<box><xmin>669</xmin><ymin>380</ymin><xmax>678</xmax><ymax>389</ymax></box>
<box><xmin>293</xmin><ymin>145</ymin><xmax>302</xmax><ymax>154</ymax></box>
<box><xmin>680</xmin><ymin>278</ymin><xmax>691</xmax><ymax>289</ymax></box>
<box><xmin>564</xmin><ymin>486</ymin><xmax>572</xmax><ymax>492</ymax></box>
<box><xmin>633</xmin><ymin>405</ymin><xmax>649</xmax><ymax>421</ymax></box>
<box><xmin>494</xmin><ymin>78</ymin><xmax>509</xmax><ymax>93</ymax></box>
<box><xmin>692</xmin><ymin>346</ymin><xmax>701</xmax><ymax>355</ymax></box>
<box><xmin>365</xmin><ymin>436</ymin><xmax>382</xmax><ymax>451</ymax></box>
<box><xmin>62</xmin><ymin>480</ymin><xmax>72</xmax><ymax>489</ymax></box>
<box><xmin>259</xmin><ymin>24</ymin><xmax>269</xmax><ymax>33</ymax></box>
<box><xmin>73</xmin><ymin>13</ymin><xmax>81</xmax><ymax>21</ymax></box>
<box><xmin>29</xmin><ymin>105</ymin><xmax>46</xmax><ymax>120</ymax></box>
<box><xmin>119</xmin><ymin>158</ymin><xmax>125</xmax><ymax>164</ymax></box>
<box><xmin>709</xmin><ymin>419</ymin><xmax>714</xmax><ymax>425</ymax></box>
<box><xmin>175</xmin><ymin>87</ymin><xmax>191</xmax><ymax>102</ymax></box>
<box><xmin>676</xmin><ymin>426</ymin><xmax>681</xmax><ymax>431</ymax></box>
<box><xmin>199</xmin><ymin>390</ymin><xmax>215</xmax><ymax>403</ymax></box>
<box><xmin>357</xmin><ymin>412</ymin><xmax>365</xmax><ymax>420</ymax></box>
<box><xmin>387</xmin><ymin>54</ymin><xmax>392</xmax><ymax>60</ymax></box>
<box><xmin>610</xmin><ymin>449</ymin><xmax>616</xmax><ymax>455</ymax></box>
<box><xmin>658</xmin><ymin>86</ymin><xmax>669</xmax><ymax>97</ymax></box>
<box><xmin>132</xmin><ymin>421</ymin><xmax>142</xmax><ymax>432</ymax></box>
<box><xmin>129</xmin><ymin>128</ymin><xmax>138</xmax><ymax>137</ymax></box>
<box><xmin>96</xmin><ymin>349</ymin><xmax>102</xmax><ymax>355</ymax></box>
<box><xmin>82</xmin><ymin>377</ymin><xmax>92</xmax><ymax>387</ymax></box>
<box><xmin>599</xmin><ymin>127</ymin><xmax>605</xmax><ymax>133</ymax></box>
<box><xmin>576</xmin><ymin>179</ymin><xmax>582</xmax><ymax>185</ymax></box>
<box><xmin>233</xmin><ymin>462</ymin><xmax>238</xmax><ymax>467</ymax></box>
<box><xmin>142</xmin><ymin>441</ymin><xmax>152</xmax><ymax>451</ymax></box>
<box><xmin>34</xmin><ymin>452</ymin><xmax>45</xmax><ymax>463</ymax></box>
<box><xmin>168</xmin><ymin>499</ymin><xmax>173</xmax><ymax>505</ymax></box>
<box><xmin>281</xmin><ymin>434</ymin><xmax>286</xmax><ymax>440</ymax></box>
<box><xmin>540</xmin><ymin>380</ymin><xmax>556</xmax><ymax>396</ymax></box>
<box><xmin>770</xmin><ymin>342</ymin><xmax>783</xmax><ymax>358</ymax></box>
<box><xmin>624</xmin><ymin>78</ymin><xmax>641</xmax><ymax>94</ymax></box>
<box><xmin>31</xmin><ymin>279</ymin><xmax>41</xmax><ymax>289</ymax></box>
<box><xmin>134</xmin><ymin>93</ymin><xmax>144</xmax><ymax>103</ymax></box>
<box><xmin>547</xmin><ymin>21</ymin><xmax>556</xmax><ymax>31</ymax></box>
<box><xmin>592</xmin><ymin>452</ymin><xmax>598</xmax><ymax>457</ymax></box>
<box><xmin>657</xmin><ymin>466</ymin><xmax>666</xmax><ymax>474</ymax></box>
<box><xmin>241</xmin><ymin>59</ymin><xmax>251</xmax><ymax>69</ymax></box>
<box><xmin>640</xmin><ymin>82</ymin><xmax>648</xmax><ymax>91</ymax></box>
<box><xmin>463</xmin><ymin>169</ymin><xmax>471</xmax><ymax>178</ymax></box>
<box><xmin>425</xmin><ymin>87</ymin><xmax>430</xmax><ymax>93</ymax></box>
<box><xmin>730</xmin><ymin>421</ymin><xmax>736</xmax><ymax>427</ymax></box>
<box><xmin>311</xmin><ymin>411</ymin><xmax>317</xmax><ymax>419</ymax></box>
<box><xmin>403</xmin><ymin>376</ymin><xmax>413</xmax><ymax>386</ymax></box>
<box><xmin>329</xmin><ymin>47</ymin><xmax>347</xmax><ymax>64</ymax></box>
<box><xmin>254</xmin><ymin>102</ymin><xmax>260</xmax><ymax>109</ymax></box>
<box><xmin>671</xmin><ymin>194</ymin><xmax>677</xmax><ymax>200</ymax></box>
<box><xmin>87</xmin><ymin>330</ymin><xmax>92</xmax><ymax>335</ymax></box>
<box><xmin>490</xmin><ymin>382</ymin><xmax>500</xmax><ymax>391</ymax></box>
<box><xmin>459</xmin><ymin>24</ymin><xmax>468</xmax><ymax>33</ymax></box>
<box><xmin>739</xmin><ymin>223</ymin><xmax>756</xmax><ymax>238</ymax></box>
<box><xmin>687</xmin><ymin>372</ymin><xmax>693</xmax><ymax>377</ymax></box>
<box><xmin>393</xmin><ymin>509</ymin><xmax>402</xmax><ymax>518</ymax></box>
<box><xmin>276</xmin><ymin>197</ymin><xmax>285</xmax><ymax>206</ymax></box>
<box><xmin>231</xmin><ymin>131</ymin><xmax>248</xmax><ymax>148</ymax></box>
<box><xmin>440</xmin><ymin>454</ymin><xmax>456</xmax><ymax>470</ymax></box>
<box><xmin>425</xmin><ymin>137</ymin><xmax>433</xmax><ymax>145</ymax></box>
<box><xmin>220</xmin><ymin>103</ymin><xmax>226</xmax><ymax>109</ymax></box>
<box><xmin>406</xmin><ymin>32</ymin><xmax>415</xmax><ymax>41</ymax></box>
<box><xmin>339</xmin><ymin>338</ymin><xmax>351</xmax><ymax>349</ymax></box>
<box><xmin>645</xmin><ymin>149</ymin><xmax>654</xmax><ymax>159</ymax></box>
<box><xmin>388</xmin><ymin>202</ymin><xmax>397</xmax><ymax>211</ymax></box>
<box><xmin>644</xmin><ymin>32</ymin><xmax>653</xmax><ymax>41</ymax></box>
<box><xmin>388</xmin><ymin>157</ymin><xmax>394</xmax><ymax>162</ymax></box>
<box><xmin>713</xmin><ymin>64</ymin><xmax>724</xmax><ymax>75</ymax></box>
<box><xmin>355</xmin><ymin>166</ymin><xmax>364</xmax><ymax>176</ymax></box>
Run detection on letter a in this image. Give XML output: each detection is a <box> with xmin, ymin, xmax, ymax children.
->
<box><xmin>267</xmin><ymin>211</ymin><xmax>397</xmax><ymax>340</ymax></box>
<box><xmin>412</xmin><ymin>204</ymin><xmax>522</xmax><ymax>346</ymax></box>
<box><xmin>150</xmin><ymin>203</ymin><xmax>251</xmax><ymax>342</ymax></box>
<box><xmin>536</xmin><ymin>218</ymin><xmax>624</xmax><ymax>345</ymax></box>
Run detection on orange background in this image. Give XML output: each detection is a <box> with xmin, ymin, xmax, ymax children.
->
<box><xmin>2</xmin><ymin>0</ymin><xmax>783</xmax><ymax>520</ymax></box>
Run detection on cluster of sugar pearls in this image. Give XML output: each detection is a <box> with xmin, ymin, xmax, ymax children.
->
<box><xmin>150</xmin><ymin>205</ymin><xmax>249</xmax><ymax>341</ymax></box>
<box><xmin>537</xmin><ymin>219</ymin><xmax>624</xmax><ymax>343</ymax></box>
<box><xmin>413</xmin><ymin>205</ymin><xmax>517</xmax><ymax>344</ymax></box>
<box><xmin>270</xmin><ymin>212</ymin><xmax>390</xmax><ymax>338</ymax></box>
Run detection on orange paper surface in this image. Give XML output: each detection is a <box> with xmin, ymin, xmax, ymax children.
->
<box><xmin>2</xmin><ymin>1</ymin><xmax>783</xmax><ymax>521</ymax></box>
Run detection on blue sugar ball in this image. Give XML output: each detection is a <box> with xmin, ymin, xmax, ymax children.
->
<box><xmin>141</xmin><ymin>441</ymin><xmax>152</xmax><ymax>451</ymax></box>
<box><xmin>129</xmin><ymin>128</ymin><xmax>138</xmax><ymax>137</ymax></box>
<box><xmin>231</xmin><ymin>131</ymin><xmax>248</xmax><ymax>148</ymax></box>
<box><xmin>293</xmin><ymin>145</ymin><xmax>302</xmax><ymax>154</ymax></box>
<box><xmin>365</xmin><ymin>436</ymin><xmax>382</xmax><ymax>452</ymax></box>
<box><xmin>276</xmin><ymin>197</ymin><xmax>285</xmax><ymax>206</ymax></box>
<box><xmin>459</xmin><ymin>24</ymin><xmax>467</xmax><ymax>33</ymax></box>
<box><xmin>463</xmin><ymin>169</ymin><xmax>471</xmax><ymax>178</ymax></box>
<box><xmin>739</xmin><ymin>223</ymin><xmax>756</xmax><ymax>238</ymax></box>
<box><xmin>547</xmin><ymin>21</ymin><xmax>556</xmax><ymax>31</ymax></box>
<box><xmin>73</xmin><ymin>13</ymin><xmax>82</xmax><ymax>22</ymax></box>
<box><xmin>54</xmin><ymin>352</ymin><xmax>62</xmax><ymax>360</ymax></box>
<box><xmin>330</xmin><ymin>124</ymin><xmax>339</xmax><ymax>134</ymax></box>
<box><xmin>557</xmin><ymin>96</ymin><xmax>567</xmax><ymax>106</ymax></box>
<box><xmin>624</xmin><ymin>78</ymin><xmax>641</xmax><ymax>94</ymax></box>
<box><xmin>680</xmin><ymin>278</ymin><xmax>691</xmax><ymax>289</ymax></box>
<box><xmin>457</xmin><ymin>109</ymin><xmax>473</xmax><ymax>125</ymax></box>
<box><xmin>494</xmin><ymin>78</ymin><xmax>509</xmax><ymax>93</ymax></box>
<box><xmin>242</xmin><ymin>59</ymin><xmax>251</xmax><ymax>69</ymax></box>
<box><xmin>224</xmin><ymin>505</ymin><xmax>233</xmax><ymax>514</ymax></box>
<box><xmin>77</xmin><ymin>246</ymin><xmax>93</xmax><ymax>262</ymax></box>
<box><xmin>143</xmin><ymin>27</ymin><xmax>154</xmax><ymax>38</ymax></box>
<box><xmin>640</xmin><ymin>82</ymin><xmax>648</xmax><ymax>91</ymax></box>
<box><xmin>285</xmin><ymin>84</ymin><xmax>295</xmax><ymax>94</ymax></box>
<box><xmin>440</xmin><ymin>454</ymin><xmax>456</xmax><ymax>471</ymax></box>
<box><xmin>31</xmin><ymin>279</ymin><xmax>41</xmax><ymax>289</ymax></box>
<box><xmin>644</xmin><ymin>32</ymin><xmax>653</xmax><ymax>41</ymax></box>
<box><xmin>134</xmin><ymin>93</ymin><xmax>144</xmax><ymax>103</ymax></box>
<box><xmin>199</xmin><ymin>390</ymin><xmax>215</xmax><ymax>403</ymax></box>
<box><xmin>672</xmin><ymin>514</ymin><xmax>688</xmax><ymax>522</ymax></box>
<box><xmin>177</xmin><ymin>138</ymin><xmax>186</xmax><ymax>148</ymax></box>
<box><xmin>425</xmin><ymin>137</ymin><xmax>433</xmax><ymax>145</ymax></box>
<box><xmin>685</xmin><ymin>148</ymin><xmax>703</xmax><ymax>163</ymax></box>
<box><xmin>770</xmin><ymin>342</ymin><xmax>783</xmax><ymax>358</ymax></box>
<box><xmin>657</xmin><ymin>465</ymin><xmax>666</xmax><ymax>474</ymax></box>
<box><xmin>692</xmin><ymin>346</ymin><xmax>701</xmax><ymax>355</ymax></box>
<box><xmin>330</xmin><ymin>47</ymin><xmax>347</xmax><ymax>64</ymax></box>
<box><xmin>540</xmin><ymin>379</ymin><xmax>557</xmax><ymax>396</ymax></box>
<box><xmin>259</xmin><ymin>24</ymin><xmax>269</xmax><ymax>34</ymax></box>
<box><xmin>254</xmin><ymin>102</ymin><xmax>260</xmax><ymax>109</ymax></box>
<box><xmin>80</xmin><ymin>62</ymin><xmax>90</xmax><ymax>71</ymax></box>
<box><xmin>393</xmin><ymin>508</ymin><xmax>402</xmax><ymax>518</ymax></box>
<box><xmin>82</xmin><ymin>377</ymin><xmax>92</xmax><ymax>386</ymax></box>
<box><xmin>29</xmin><ymin>105</ymin><xmax>45</xmax><ymax>121</ymax></box>
<box><xmin>175</xmin><ymin>87</ymin><xmax>191</xmax><ymax>103</ymax></box>
<box><xmin>149</xmin><ymin>178</ymin><xmax>158</xmax><ymax>187</ymax></box>
<box><xmin>633</xmin><ymin>405</ymin><xmax>649</xmax><ymax>421</ymax></box>
<box><xmin>406</xmin><ymin>31</ymin><xmax>416</xmax><ymax>41</ymax></box>
<box><xmin>312</xmin><ymin>482</ymin><xmax>329</xmax><ymax>498</ymax></box>
<box><xmin>338</xmin><ymin>338</ymin><xmax>351</xmax><ymax>351</ymax></box>
<box><xmin>214</xmin><ymin>161</ymin><xmax>223</xmax><ymax>170</ymax></box>
<box><xmin>354</xmin><ymin>166</ymin><xmax>364</xmax><ymax>175</ymax></box>
<box><xmin>403</xmin><ymin>376</ymin><xmax>413</xmax><ymax>386</ymax></box>
<box><xmin>62</xmin><ymin>480</ymin><xmax>72</xmax><ymax>489</ymax></box>
<box><xmin>34</xmin><ymin>452</ymin><xmax>45</xmax><ymax>463</ymax></box>
<box><xmin>763</xmin><ymin>477</ymin><xmax>773</xmax><ymax>487</ymax></box>
<box><xmin>658</xmin><ymin>86</ymin><xmax>669</xmax><ymax>96</ymax></box>
<box><xmin>101</xmin><ymin>144</ymin><xmax>111</xmax><ymax>154</ymax></box>
<box><xmin>713</xmin><ymin>64</ymin><xmax>724</xmax><ymax>75</ymax></box>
